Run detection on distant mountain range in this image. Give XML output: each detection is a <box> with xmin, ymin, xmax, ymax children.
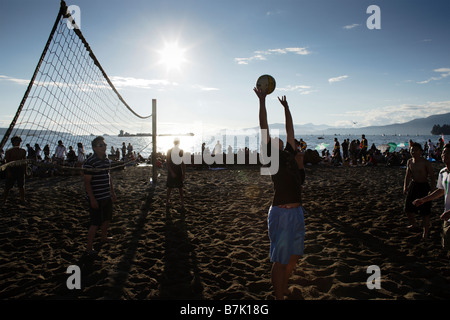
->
<box><xmin>0</xmin><ymin>127</ymin><xmax>69</xmax><ymax>137</ymax></box>
<box><xmin>2</xmin><ymin>112</ymin><xmax>449</xmax><ymax>139</ymax></box>
<box><xmin>256</xmin><ymin>112</ymin><xmax>450</xmax><ymax>136</ymax></box>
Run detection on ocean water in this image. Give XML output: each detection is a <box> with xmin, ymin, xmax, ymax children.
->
<box><xmin>107</xmin><ymin>133</ymin><xmax>448</xmax><ymax>159</ymax></box>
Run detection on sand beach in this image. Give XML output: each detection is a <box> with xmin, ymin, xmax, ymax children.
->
<box><xmin>1</xmin><ymin>161</ymin><xmax>449</xmax><ymax>301</ymax></box>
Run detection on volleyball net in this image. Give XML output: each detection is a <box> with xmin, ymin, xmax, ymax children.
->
<box><xmin>1</xmin><ymin>1</ymin><xmax>156</xmax><ymax>176</ymax></box>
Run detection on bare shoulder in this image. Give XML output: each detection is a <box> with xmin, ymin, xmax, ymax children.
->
<box><xmin>417</xmin><ymin>157</ymin><xmax>431</xmax><ymax>165</ymax></box>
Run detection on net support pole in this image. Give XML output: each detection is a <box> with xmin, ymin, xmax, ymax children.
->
<box><xmin>152</xmin><ymin>99</ymin><xmax>157</xmax><ymax>184</ymax></box>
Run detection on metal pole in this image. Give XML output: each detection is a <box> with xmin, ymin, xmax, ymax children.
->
<box><xmin>152</xmin><ymin>99</ymin><xmax>157</xmax><ymax>184</ymax></box>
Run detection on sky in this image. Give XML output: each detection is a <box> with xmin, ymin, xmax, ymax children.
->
<box><xmin>1</xmin><ymin>0</ymin><xmax>450</xmax><ymax>136</ymax></box>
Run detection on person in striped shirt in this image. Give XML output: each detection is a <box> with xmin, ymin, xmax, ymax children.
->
<box><xmin>83</xmin><ymin>136</ymin><xmax>116</xmax><ymax>255</ymax></box>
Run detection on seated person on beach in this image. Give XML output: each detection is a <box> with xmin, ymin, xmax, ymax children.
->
<box><xmin>403</xmin><ymin>142</ymin><xmax>436</xmax><ymax>239</ymax></box>
<box><xmin>166</xmin><ymin>138</ymin><xmax>186</xmax><ymax>211</ymax></box>
<box><xmin>254</xmin><ymin>87</ymin><xmax>306</xmax><ymax>300</ymax></box>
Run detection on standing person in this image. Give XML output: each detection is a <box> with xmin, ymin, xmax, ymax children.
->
<box><xmin>77</xmin><ymin>143</ymin><xmax>85</xmax><ymax>164</ymax></box>
<box><xmin>121</xmin><ymin>142</ymin><xmax>127</xmax><ymax>161</ymax></box>
<box><xmin>43</xmin><ymin>144</ymin><xmax>50</xmax><ymax>161</ymax></box>
<box><xmin>1</xmin><ymin>136</ymin><xmax>27</xmax><ymax>204</ymax></box>
<box><xmin>342</xmin><ymin>139</ymin><xmax>349</xmax><ymax>162</ymax></box>
<box><xmin>294</xmin><ymin>139</ymin><xmax>305</xmax><ymax>171</ymax></box>
<box><xmin>55</xmin><ymin>140</ymin><xmax>67</xmax><ymax>166</ymax></box>
<box><xmin>166</xmin><ymin>138</ymin><xmax>186</xmax><ymax>211</ymax></box>
<box><xmin>360</xmin><ymin>134</ymin><xmax>368</xmax><ymax>164</ymax></box>
<box><xmin>254</xmin><ymin>87</ymin><xmax>306</xmax><ymax>300</ymax></box>
<box><xmin>213</xmin><ymin>140</ymin><xmax>222</xmax><ymax>156</ymax></box>
<box><xmin>332</xmin><ymin>138</ymin><xmax>342</xmax><ymax>166</ymax></box>
<box><xmin>83</xmin><ymin>136</ymin><xmax>116</xmax><ymax>255</ymax></box>
<box><xmin>436</xmin><ymin>137</ymin><xmax>444</xmax><ymax>161</ymax></box>
<box><xmin>350</xmin><ymin>140</ymin><xmax>358</xmax><ymax>166</ymax></box>
<box><xmin>75</xmin><ymin>142</ymin><xmax>85</xmax><ymax>175</ymax></box>
<box><xmin>403</xmin><ymin>142</ymin><xmax>436</xmax><ymax>239</ymax></box>
<box><xmin>438</xmin><ymin>137</ymin><xmax>445</xmax><ymax>152</ymax></box>
<box><xmin>34</xmin><ymin>144</ymin><xmax>42</xmax><ymax>161</ymax></box>
<box><xmin>413</xmin><ymin>143</ymin><xmax>450</xmax><ymax>250</ymax></box>
<box><xmin>427</xmin><ymin>139</ymin><xmax>435</xmax><ymax>159</ymax></box>
<box><xmin>201</xmin><ymin>142</ymin><xmax>206</xmax><ymax>169</ymax></box>
<box><xmin>127</xmin><ymin>142</ymin><xmax>133</xmax><ymax>156</ymax></box>
<box><xmin>333</xmin><ymin>138</ymin><xmax>340</xmax><ymax>153</ymax></box>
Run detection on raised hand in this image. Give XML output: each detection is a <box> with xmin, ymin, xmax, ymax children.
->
<box><xmin>254</xmin><ymin>87</ymin><xmax>267</xmax><ymax>100</ymax></box>
<box><xmin>278</xmin><ymin>95</ymin><xmax>289</xmax><ymax>108</ymax></box>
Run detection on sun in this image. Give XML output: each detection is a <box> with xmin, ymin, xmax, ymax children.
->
<box><xmin>157</xmin><ymin>42</ymin><xmax>187</xmax><ymax>72</ymax></box>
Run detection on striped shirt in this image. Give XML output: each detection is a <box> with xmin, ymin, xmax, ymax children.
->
<box><xmin>83</xmin><ymin>153</ymin><xmax>112</xmax><ymax>201</ymax></box>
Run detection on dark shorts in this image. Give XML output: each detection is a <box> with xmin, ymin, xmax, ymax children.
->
<box><xmin>89</xmin><ymin>198</ymin><xmax>113</xmax><ymax>227</ymax></box>
<box><xmin>166</xmin><ymin>174</ymin><xmax>183</xmax><ymax>188</ymax></box>
<box><xmin>5</xmin><ymin>167</ymin><xmax>25</xmax><ymax>189</ymax></box>
<box><xmin>404</xmin><ymin>181</ymin><xmax>431</xmax><ymax>216</ymax></box>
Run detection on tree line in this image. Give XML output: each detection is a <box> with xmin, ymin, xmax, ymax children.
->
<box><xmin>431</xmin><ymin>124</ymin><xmax>450</xmax><ymax>135</ymax></box>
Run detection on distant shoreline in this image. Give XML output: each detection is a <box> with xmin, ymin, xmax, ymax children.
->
<box><xmin>118</xmin><ymin>133</ymin><xmax>195</xmax><ymax>137</ymax></box>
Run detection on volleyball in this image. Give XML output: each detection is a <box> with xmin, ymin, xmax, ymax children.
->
<box><xmin>256</xmin><ymin>74</ymin><xmax>276</xmax><ymax>94</ymax></box>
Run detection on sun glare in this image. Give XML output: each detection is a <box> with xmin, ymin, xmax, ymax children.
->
<box><xmin>158</xmin><ymin>42</ymin><xmax>187</xmax><ymax>72</ymax></box>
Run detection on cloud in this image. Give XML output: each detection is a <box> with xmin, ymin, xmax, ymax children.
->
<box><xmin>109</xmin><ymin>76</ymin><xmax>177</xmax><ymax>89</ymax></box>
<box><xmin>328</xmin><ymin>75</ymin><xmax>349</xmax><ymax>83</ymax></box>
<box><xmin>278</xmin><ymin>85</ymin><xmax>316</xmax><ymax>95</ymax></box>
<box><xmin>263</xmin><ymin>47</ymin><xmax>310</xmax><ymax>55</ymax></box>
<box><xmin>234</xmin><ymin>54</ymin><xmax>267</xmax><ymax>65</ymax></box>
<box><xmin>266</xmin><ymin>10</ymin><xmax>284</xmax><ymax>16</ymax></box>
<box><xmin>334</xmin><ymin>100</ymin><xmax>450</xmax><ymax>127</ymax></box>
<box><xmin>235</xmin><ymin>47</ymin><xmax>311</xmax><ymax>65</ymax></box>
<box><xmin>0</xmin><ymin>74</ymin><xmax>91</xmax><ymax>90</ymax></box>
<box><xmin>0</xmin><ymin>75</ymin><xmax>29</xmax><ymax>85</ymax></box>
<box><xmin>435</xmin><ymin>68</ymin><xmax>450</xmax><ymax>73</ymax></box>
<box><xmin>112</xmin><ymin>77</ymin><xmax>221</xmax><ymax>92</ymax></box>
<box><xmin>192</xmin><ymin>85</ymin><xmax>220</xmax><ymax>91</ymax></box>
<box><xmin>342</xmin><ymin>23</ymin><xmax>361</xmax><ymax>30</ymax></box>
<box><xmin>0</xmin><ymin>74</ymin><xmax>178</xmax><ymax>91</ymax></box>
<box><xmin>417</xmin><ymin>68</ymin><xmax>450</xmax><ymax>84</ymax></box>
